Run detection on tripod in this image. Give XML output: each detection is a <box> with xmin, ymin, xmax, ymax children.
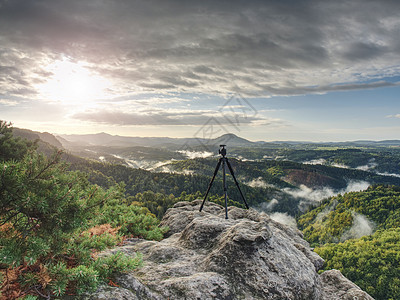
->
<box><xmin>199</xmin><ymin>145</ymin><xmax>249</xmax><ymax>219</ymax></box>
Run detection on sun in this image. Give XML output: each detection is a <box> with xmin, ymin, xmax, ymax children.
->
<box><xmin>37</xmin><ymin>58</ymin><xmax>112</xmax><ymax>104</ymax></box>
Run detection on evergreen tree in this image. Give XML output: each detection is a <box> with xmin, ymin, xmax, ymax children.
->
<box><xmin>0</xmin><ymin>120</ymin><xmax>36</xmax><ymax>161</ymax></box>
<box><xmin>0</xmin><ymin>124</ymin><xmax>164</xmax><ymax>298</ymax></box>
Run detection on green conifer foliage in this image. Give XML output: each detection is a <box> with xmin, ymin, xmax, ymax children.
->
<box><xmin>0</xmin><ymin>121</ymin><xmax>36</xmax><ymax>162</ymax></box>
<box><xmin>0</xmin><ymin>123</ymin><xmax>163</xmax><ymax>298</ymax></box>
<box><xmin>0</xmin><ymin>150</ymin><xmax>101</xmax><ymax>264</ymax></box>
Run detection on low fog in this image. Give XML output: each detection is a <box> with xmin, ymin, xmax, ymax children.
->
<box><xmin>245</xmin><ymin>177</ymin><xmax>272</xmax><ymax>189</ymax></box>
<box><xmin>284</xmin><ymin>180</ymin><xmax>370</xmax><ymax>204</ymax></box>
<box><xmin>269</xmin><ymin>212</ymin><xmax>297</xmax><ymax>228</ymax></box>
<box><xmin>176</xmin><ymin>150</ymin><xmax>213</xmax><ymax>159</ymax></box>
<box><xmin>340</xmin><ymin>213</ymin><xmax>376</xmax><ymax>241</ymax></box>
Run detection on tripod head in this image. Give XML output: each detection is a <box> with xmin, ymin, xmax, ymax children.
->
<box><xmin>219</xmin><ymin>144</ymin><xmax>227</xmax><ymax>157</ymax></box>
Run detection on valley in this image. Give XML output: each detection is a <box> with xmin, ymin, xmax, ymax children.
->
<box><xmin>55</xmin><ymin>131</ymin><xmax>400</xmax><ymax>218</ymax></box>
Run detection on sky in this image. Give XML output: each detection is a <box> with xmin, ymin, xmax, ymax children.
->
<box><xmin>1</xmin><ymin>0</ymin><xmax>400</xmax><ymax>142</ymax></box>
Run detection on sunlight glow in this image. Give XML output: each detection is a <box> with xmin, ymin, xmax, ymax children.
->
<box><xmin>37</xmin><ymin>58</ymin><xmax>112</xmax><ymax>104</ymax></box>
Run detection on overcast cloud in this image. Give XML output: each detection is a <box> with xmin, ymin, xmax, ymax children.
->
<box><xmin>1</xmin><ymin>0</ymin><xmax>400</xmax><ymax>99</ymax></box>
<box><xmin>1</xmin><ymin>0</ymin><xmax>400</xmax><ymax>136</ymax></box>
<box><xmin>72</xmin><ymin>107</ymin><xmax>269</xmax><ymax>126</ymax></box>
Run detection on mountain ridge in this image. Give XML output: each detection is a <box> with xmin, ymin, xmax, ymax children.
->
<box><xmin>10</xmin><ymin>126</ymin><xmax>400</xmax><ymax>148</ymax></box>
<box><xmin>58</xmin><ymin>132</ymin><xmax>255</xmax><ymax>149</ymax></box>
<box><xmin>58</xmin><ymin>132</ymin><xmax>400</xmax><ymax>147</ymax></box>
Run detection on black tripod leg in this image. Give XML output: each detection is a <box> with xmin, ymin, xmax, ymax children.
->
<box><xmin>199</xmin><ymin>158</ymin><xmax>222</xmax><ymax>212</ymax></box>
<box><xmin>222</xmin><ymin>158</ymin><xmax>228</xmax><ymax>219</ymax></box>
<box><xmin>226</xmin><ymin>159</ymin><xmax>249</xmax><ymax>209</ymax></box>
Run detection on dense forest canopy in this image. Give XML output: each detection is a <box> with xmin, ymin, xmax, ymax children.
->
<box><xmin>298</xmin><ymin>185</ymin><xmax>400</xmax><ymax>245</ymax></box>
<box><xmin>298</xmin><ymin>185</ymin><xmax>400</xmax><ymax>300</ymax></box>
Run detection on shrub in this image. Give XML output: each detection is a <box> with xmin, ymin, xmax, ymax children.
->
<box><xmin>0</xmin><ymin>150</ymin><xmax>146</xmax><ymax>298</ymax></box>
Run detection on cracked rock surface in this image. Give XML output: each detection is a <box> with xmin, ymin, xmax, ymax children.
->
<box><xmin>80</xmin><ymin>200</ymin><xmax>374</xmax><ymax>300</ymax></box>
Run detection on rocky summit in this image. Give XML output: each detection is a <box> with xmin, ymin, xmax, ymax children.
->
<box><xmin>82</xmin><ymin>200</ymin><xmax>373</xmax><ymax>300</ymax></box>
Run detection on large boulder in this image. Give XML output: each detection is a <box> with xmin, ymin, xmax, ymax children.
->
<box><xmin>82</xmin><ymin>200</ymin><xmax>373</xmax><ymax>299</ymax></box>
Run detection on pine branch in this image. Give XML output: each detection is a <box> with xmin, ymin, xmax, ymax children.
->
<box><xmin>31</xmin><ymin>151</ymin><xmax>63</xmax><ymax>181</ymax></box>
<box><xmin>86</xmin><ymin>186</ymin><xmax>99</xmax><ymax>202</ymax></box>
<box><xmin>33</xmin><ymin>284</ymin><xmax>51</xmax><ymax>300</ymax></box>
<box><xmin>85</xmin><ymin>192</ymin><xmax>112</xmax><ymax>211</ymax></box>
<box><xmin>0</xmin><ymin>211</ymin><xmax>21</xmax><ymax>226</ymax></box>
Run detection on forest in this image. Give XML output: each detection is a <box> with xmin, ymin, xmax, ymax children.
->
<box><xmin>67</xmin><ymin>151</ymin><xmax>400</xmax><ymax>218</ymax></box>
<box><xmin>298</xmin><ymin>185</ymin><xmax>400</xmax><ymax>299</ymax></box>
<box><xmin>1</xmin><ymin>121</ymin><xmax>400</xmax><ymax>299</ymax></box>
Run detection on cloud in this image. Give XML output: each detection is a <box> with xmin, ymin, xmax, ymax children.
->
<box><xmin>315</xmin><ymin>200</ymin><xmax>338</xmax><ymax>222</ymax></box>
<box><xmin>260</xmin><ymin>198</ymin><xmax>279</xmax><ymax>211</ymax></box>
<box><xmin>312</xmin><ymin>203</ymin><xmax>376</xmax><ymax>241</ymax></box>
<box><xmin>127</xmin><ymin>159</ymin><xmax>178</xmax><ymax>171</ymax></box>
<box><xmin>377</xmin><ymin>172</ymin><xmax>400</xmax><ymax>178</ymax></box>
<box><xmin>269</xmin><ymin>212</ymin><xmax>297</xmax><ymax>228</ymax></box>
<box><xmin>344</xmin><ymin>181</ymin><xmax>370</xmax><ymax>193</ymax></box>
<box><xmin>356</xmin><ymin>159</ymin><xmax>378</xmax><ymax>171</ymax></box>
<box><xmin>0</xmin><ymin>99</ymin><xmax>18</xmax><ymax>106</ymax></box>
<box><xmin>1</xmin><ymin>0</ymin><xmax>400</xmax><ymax>99</ymax></box>
<box><xmin>304</xmin><ymin>158</ymin><xmax>327</xmax><ymax>165</ymax></box>
<box><xmin>341</xmin><ymin>42</ymin><xmax>387</xmax><ymax>62</ymax></box>
<box><xmin>284</xmin><ymin>185</ymin><xmax>337</xmax><ymax>203</ymax></box>
<box><xmin>245</xmin><ymin>177</ymin><xmax>270</xmax><ymax>189</ymax></box>
<box><xmin>284</xmin><ymin>180</ymin><xmax>370</xmax><ymax>211</ymax></box>
<box><xmin>176</xmin><ymin>150</ymin><xmax>213</xmax><ymax>159</ymax></box>
<box><xmin>305</xmin><ymin>158</ymin><xmax>381</xmax><ymax>173</ymax></box>
<box><xmin>340</xmin><ymin>213</ymin><xmax>376</xmax><ymax>241</ymax></box>
<box><xmin>386</xmin><ymin>114</ymin><xmax>400</xmax><ymax>118</ymax></box>
<box><xmin>331</xmin><ymin>163</ymin><xmax>350</xmax><ymax>169</ymax></box>
<box><xmin>71</xmin><ymin>108</ymin><xmax>270</xmax><ymax>126</ymax></box>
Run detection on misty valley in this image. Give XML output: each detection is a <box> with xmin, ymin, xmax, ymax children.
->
<box><xmin>56</xmin><ymin>131</ymin><xmax>400</xmax><ymax>217</ymax></box>
<box><xmin>2</xmin><ymin>124</ymin><xmax>400</xmax><ymax>299</ymax></box>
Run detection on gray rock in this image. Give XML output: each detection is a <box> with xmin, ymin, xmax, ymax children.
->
<box><xmin>84</xmin><ymin>200</ymin><xmax>373</xmax><ymax>300</ymax></box>
<box><xmin>320</xmin><ymin>269</ymin><xmax>374</xmax><ymax>300</ymax></box>
<box><xmin>79</xmin><ymin>286</ymin><xmax>139</xmax><ymax>300</ymax></box>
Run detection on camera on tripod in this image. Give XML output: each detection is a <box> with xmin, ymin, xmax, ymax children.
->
<box><xmin>219</xmin><ymin>144</ymin><xmax>227</xmax><ymax>157</ymax></box>
<box><xmin>200</xmin><ymin>144</ymin><xmax>249</xmax><ymax>219</ymax></box>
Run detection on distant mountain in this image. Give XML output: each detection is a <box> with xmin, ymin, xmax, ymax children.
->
<box><xmin>373</xmin><ymin>140</ymin><xmax>400</xmax><ymax>146</ymax></box>
<box><xmin>270</xmin><ymin>141</ymin><xmax>311</xmax><ymax>145</ymax></box>
<box><xmin>13</xmin><ymin>128</ymin><xmax>63</xmax><ymax>149</ymax></box>
<box><xmin>322</xmin><ymin>140</ymin><xmax>400</xmax><ymax>147</ymax></box>
<box><xmin>58</xmin><ymin>132</ymin><xmax>254</xmax><ymax>149</ymax></box>
<box><xmin>55</xmin><ymin>131</ymin><xmax>400</xmax><ymax>149</ymax></box>
<box><xmin>13</xmin><ymin>128</ymin><xmax>64</xmax><ymax>155</ymax></box>
<box><xmin>212</xmin><ymin>133</ymin><xmax>254</xmax><ymax>146</ymax></box>
<box><xmin>260</xmin><ymin>140</ymin><xmax>400</xmax><ymax>147</ymax></box>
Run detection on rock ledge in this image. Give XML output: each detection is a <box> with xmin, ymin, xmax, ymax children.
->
<box><xmin>82</xmin><ymin>200</ymin><xmax>373</xmax><ymax>300</ymax></box>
